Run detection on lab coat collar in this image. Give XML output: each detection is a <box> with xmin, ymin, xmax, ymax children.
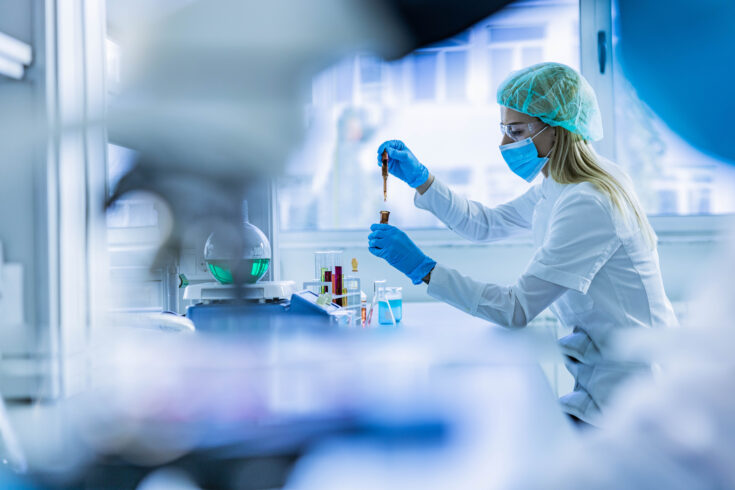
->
<box><xmin>540</xmin><ymin>174</ymin><xmax>566</xmax><ymax>201</ymax></box>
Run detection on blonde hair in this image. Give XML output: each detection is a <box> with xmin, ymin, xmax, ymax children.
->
<box><xmin>548</xmin><ymin>127</ymin><xmax>657</xmax><ymax>248</ymax></box>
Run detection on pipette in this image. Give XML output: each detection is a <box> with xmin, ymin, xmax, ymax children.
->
<box><xmin>381</xmin><ymin>149</ymin><xmax>389</xmax><ymax>201</ymax></box>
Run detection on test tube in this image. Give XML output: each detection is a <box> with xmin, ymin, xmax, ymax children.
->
<box><xmin>313</xmin><ymin>250</ymin><xmax>343</xmax><ymax>296</ymax></box>
<box><xmin>380</xmin><ymin>211</ymin><xmax>390</xmax><ymax>224</ymax></box>
<box><xmin>334</xmin><ymin>265</ymin><xmax>343</xmax><ymax>306</ymax></box>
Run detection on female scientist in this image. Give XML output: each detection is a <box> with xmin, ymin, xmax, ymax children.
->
<box><xmin>368</xmin><ymin>62</ymin><xmax>677</xmax><ymax>426</ymax></box>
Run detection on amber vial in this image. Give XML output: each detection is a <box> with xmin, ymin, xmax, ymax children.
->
<box><xmin>380</xmin><ymin>210</ymin><xmax>390</xmax><ymax>224</ymax></box>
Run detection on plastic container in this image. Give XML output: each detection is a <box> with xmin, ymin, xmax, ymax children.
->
<box><xmin>378</xmin><ymin>286</ymin><xmax>402</xmax><ymax>325</ymax></box>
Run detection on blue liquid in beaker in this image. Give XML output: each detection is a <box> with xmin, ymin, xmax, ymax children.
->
<box><xmin>378</xmin><ymin>299</ymin><xmax>402</xmax><ymax>325</ymax></box>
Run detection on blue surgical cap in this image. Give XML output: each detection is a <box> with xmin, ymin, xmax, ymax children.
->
<box><xmin>497</xmin><ymin>62</ymin><xmax>604</xmax><ymax>142</ymax></box>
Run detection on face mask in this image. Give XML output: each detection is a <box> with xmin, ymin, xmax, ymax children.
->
<box><xmin>499</xmin><ymin>125</ymin><xmax>550</xmax><ymax>182</ymax></box>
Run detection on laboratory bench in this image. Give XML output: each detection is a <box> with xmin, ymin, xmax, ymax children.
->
<box><xmin>1</xmin><ymin>301</ymin><xmax>574</xmax><ymax>489</ymax></box>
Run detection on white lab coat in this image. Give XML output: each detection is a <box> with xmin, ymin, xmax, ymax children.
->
<box><xmin>414</xmin><ymin>170</ymin><xmax>677</xmax><ymax>424</ymax></box>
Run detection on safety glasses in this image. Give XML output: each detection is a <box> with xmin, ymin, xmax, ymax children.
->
<box><xmin>499</xmin><ymin>121</ymin><xmax>547</xmax><ymax>142</ymax></box>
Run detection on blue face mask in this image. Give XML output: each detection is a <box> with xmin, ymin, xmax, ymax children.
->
<box><xmin>499</xmin><ymin>125</ymin><xmax>550</xmax><ymax>182</ymax></box>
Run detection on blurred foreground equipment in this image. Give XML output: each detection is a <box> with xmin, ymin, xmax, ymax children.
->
<box><xmin>106</xmin><ymin>0</ymin><xmax>513</xmax><ymax>272</ymax></box>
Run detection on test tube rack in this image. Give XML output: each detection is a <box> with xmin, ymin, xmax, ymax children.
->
<box><xmin>302</xmin><ymin>279</ymin><xmax>361</xmax><ymax>311</ymax></box>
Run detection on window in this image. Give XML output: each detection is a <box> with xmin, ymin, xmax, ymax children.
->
<box><xmin>279</xmin><ymin>0</ymin><xmax>580</xmax><ymax>231</ymax></box>
<box><xmin>105</xmin><ymin>40</ymin><xmax>170</xmax><ymax>314</ymax></box>
<box><xmin>412</xmin><ymin>52</ymin><xmax>438</xmax><ymax>100</ymax></box>
<box><xmin>105</xmin><ymin>38</ymin><xmax>121</xmax><ymax>94</ymax></box>
<box><xmin>106</xmin><ymin>144</ymin><xmax>160</xmax><ymax>229</ymax></box>
<box><xmin>488</xmin><ymin>25</ymin><xmax>546</xmax><ymax>42</ymax></box>
<box><xmin>445</xmin><ymin>50</ymin><xmax>468</xmax><ymax>101</ymax></box>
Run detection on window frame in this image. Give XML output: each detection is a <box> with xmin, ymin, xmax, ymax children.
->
<box><xmin>279</xmin><ymin>214</ymin><xmax>735</xmax><ymax>251</ymax></box>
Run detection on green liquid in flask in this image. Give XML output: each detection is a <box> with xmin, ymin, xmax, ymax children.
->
<box><xmin>207</xmin><ymin>258</ymin><xmax>270</xmax><ymax>284</ymax></box>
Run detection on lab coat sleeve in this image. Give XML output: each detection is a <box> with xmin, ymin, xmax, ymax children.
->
<box><xmin>414</xmin><ymin>178</ymin><xmax>540</xmax><ymax>242</ymax></box>
<box><xmin>526</xmin><ymin>191</ymin><xmax>621</xmax><ymax>293</ymax></box>
<box><xmin>427</xmin><ymin>264</ymin><xmax>567</xmax><ymax>327</ymax></box>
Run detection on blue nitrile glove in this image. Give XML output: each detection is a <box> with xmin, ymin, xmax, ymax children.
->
<box><xmin>377</xmin><ymin>140</ymin><xmax>430</xmax><ymax>188</ymax></box>
<box><xmin>368</xmin><ymin>223</ymin><xmax>436</xmax><ymax>285</ymax></box>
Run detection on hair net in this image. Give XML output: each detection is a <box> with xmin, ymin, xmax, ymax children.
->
<box><xmin>497</xmin><ymin>62</ymin><xmax>603</xmax><ymax>142</ymax></box>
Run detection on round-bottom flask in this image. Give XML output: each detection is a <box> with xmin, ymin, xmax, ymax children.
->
<box><xmin>204</xmin><ymin>201</ymin><xmax>271</xmax><ymax>284</ymax></box>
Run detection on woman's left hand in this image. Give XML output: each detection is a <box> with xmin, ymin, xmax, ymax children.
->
<box><xmin>368</xmin><ymin>224</ymin><xmax>436</xmax><ymax>284</ymax></box>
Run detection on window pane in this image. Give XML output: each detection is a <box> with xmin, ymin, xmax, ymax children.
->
<box><xmin>412</xmin><ymin>52</ymin><xmax>438</xmax><ymax>100</ymax></box>
<box><xmin>489</xmin><ymin>47</ymin><xmax>513</xmax><ymax>96</ymax></box>
<box><xmin>360</xmin><ymin>55</ymin><xmax>382</xmax><ymax>84</ymax></box>
<box><xmin>105</xmin><ymin>37</ymin><xmax>171</xmax><ymax>315</ymax></box>
<box><xmin>107</xmin><ymin>143</ymin><xmax>136</xmax><ymax>194</ymax></box>
<box><xmin>280</xmin><ymin>0</ymin><xmax>580</xmax><ymax>231</ymax></box>
<box><xmin>105</xmin><ymin>38</ymin><xmax>121</xmax><ymax>93</ymax></box>
<box><xmin>445</xmin><ymin>50</ymin><xmax>468</xmax><ymax>101</ymax></box>
<box><xmin>359</xmin><ymin>55</ymin><xmax>383</xmax><ymax>103</ymax></box>
<box><xmin>488</xmin><ymin>25</ymin><xmax>546</xmax><ymax>43</ymax></box>
<box><xmin>521</xmin><ymin>46</ymin><xmax>543</xmax><ymax>66</ymax></box>
<box><xmin>335</xmin><ymin>59</ymin><xmax>354</xmax><ymax>103</ymax></box>
<box><xmin>106</xmin><ymin>144</ymin><xmax>159</xmax><ymax>229</ymax></box>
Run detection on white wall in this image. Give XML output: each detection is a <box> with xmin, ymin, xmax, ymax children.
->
<box><xmin>0</xmin><ymin>0</ymin><xmax>39</xmax><ymax>338</ymax></box>
<box><xmin>280</xmin><ymin>239</ymin><xmax>535</xmax><ymax>303</ymax></box>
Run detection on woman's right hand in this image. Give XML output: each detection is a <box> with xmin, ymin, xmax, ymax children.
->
<box><xmin>377</xmin><ymin>140</ymin><xmax>430</xmax><ymax>189</ymax></box>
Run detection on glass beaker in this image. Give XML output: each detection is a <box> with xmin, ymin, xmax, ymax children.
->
<box><xmin>378</xmin><ymin>286</ymin><xmax>402</xmax><ymax>325</ymax></box>
<box><xmin>366</xmin><ymin>279</ymin><xmax>386</xmax><ymax>327</ymax></box>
